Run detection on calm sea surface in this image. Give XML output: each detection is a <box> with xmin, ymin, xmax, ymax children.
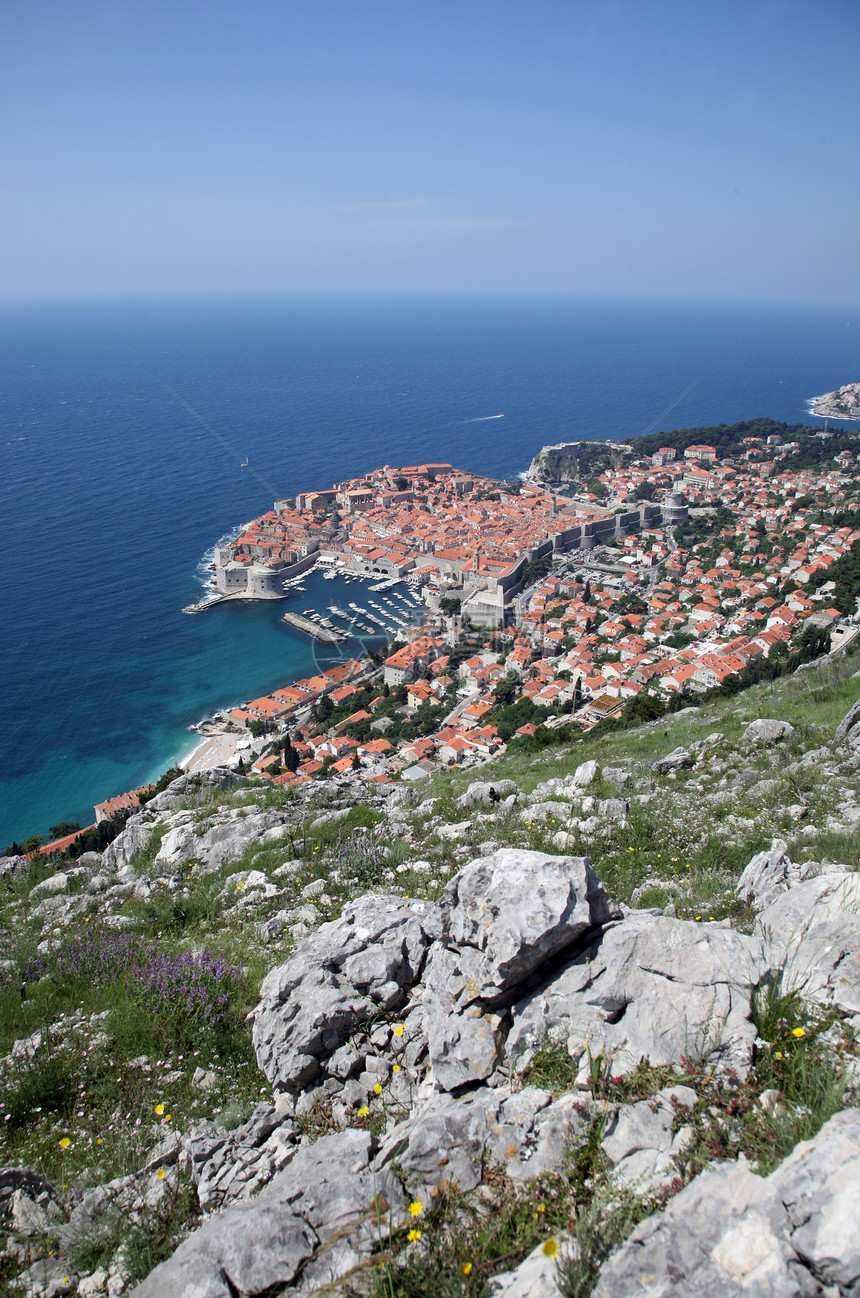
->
<box><xmin>1</xmin><ymin>297</ymin><xmax>857</xmax><ymax>846</ymax></box>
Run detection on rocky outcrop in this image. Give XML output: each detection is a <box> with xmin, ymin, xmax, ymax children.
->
<box><xmin>835</xmin><ymin>696</ymin><xmax>860</xmax><ymax>749</ymax></box>
<box><xmin>135</xmin><ymin>1129</ymin><xmax>406</xmax><ymax>1298</ymax></box>
<box><xmin>424</xmin><ymin>850</ymin><xmax>617</xmax><ymax>1090</ymax></box>
<box><xmin>106</xmin><ymin>829</ymin><xmax>860</xmax><ymax>1297</ymax></box>
<box><xmin>252</xmin><ymin>850</ymin><xmax>618</xmax><ymax>1099</ymax></box>
<box><xmin>508</xmin><ymin>910</ymin><xmax>761</xmax><ymax>1082</ymax></box>
<box><xmin>10</xmin><ymin>743</ymin><xmax>859</xmax><ymax>1298</ymax></box>
<box><xmin>743</xmin><ymin>718</ymin><xmax>794</xmax><ymax>744</ymax></box>
<box><xmin>375</xmin><ymin>1084</ymin><xmax>557</xmax><ymax>1194</ymax></box>
<box><xmin>252</xmin><ymin>894</ymin><xmax>441</xmax><ymax>1092</ymax></box>
<box><xmin>456</xmin><ymin>779</ymin><xmax>519</xmax><ymax>809</ymax></box>
<box><xmin>185</xmin><ymin>1103</ymin><xmax>298</xmax><ymax>1211</ymax></box>
<box><xmin>0</xmin><ymin>854</ymin><xmax>29</xmax><ymax>880</ymax></box>
<box><xmin>654</xmin><ymin>747</ymin><xmax>695</xmax><ymax>772</ymax></box>
<box><xmin>736</xmin><ymin>839</ymin><xmax>852</xmax><ymax>911</ymax></box>
<box><xmin>592</xmin><ymin>1107</ymin><xmax>860</xmax><ymax>1297</ymax></box>
<box><xmin>756</xmin><ymin>872</ymin><xmax>860</xmax><ymax>1026</ymax></box>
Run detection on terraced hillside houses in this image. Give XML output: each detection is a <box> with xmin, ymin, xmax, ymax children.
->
<box><xmin>177</xmin><ymin>423</ymin><xmax>860</xmax><ymax>802</ymax></box>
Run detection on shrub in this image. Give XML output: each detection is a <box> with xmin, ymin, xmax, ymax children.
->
<box><xmin>53</xmin><ymin>929</ymin><xmax>152</xmax><ymax>988</ymax></box>
<box><xmin>132</xmin><ymin>948</ymin><xmax>247</xmax><ymax>1043</ymax></box>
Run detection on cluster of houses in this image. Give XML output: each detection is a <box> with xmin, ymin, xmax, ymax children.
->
<box><xmin>213</xmin><ymin>461</ymin><xmax>612</xmax><ymax>604</ymax></box>
<box><xmin>96</xmin><ymin>436</ymin><xmax>860</xmax><ymax>809</ymax></box>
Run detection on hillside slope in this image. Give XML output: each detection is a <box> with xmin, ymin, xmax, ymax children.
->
<box><xmin>2</xmin><ymin>649</ymin><xmax>860</xmax><ymax>1296</ymax></box>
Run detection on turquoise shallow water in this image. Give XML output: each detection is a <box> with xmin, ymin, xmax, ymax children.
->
<box><xmin>1</xmin><ymin>296</ymin><xmax>857</xmax><ymax>846</ymax></box>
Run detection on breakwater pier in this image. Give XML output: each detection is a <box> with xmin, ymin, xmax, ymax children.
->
<box><xmin>281</xmin><ymin>612</ymin><xmax>346</xmax><ymax>643</ymax></box>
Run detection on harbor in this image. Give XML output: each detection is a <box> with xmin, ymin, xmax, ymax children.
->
<box><xmin>279</xmin><ymin>572</ymin><xmax>425</xmax><ymax>644</ymax></box>
<box><xmin>186</xmin><ymin>548</ymin><xmax>427</xmax><ymax>649</ymax></box>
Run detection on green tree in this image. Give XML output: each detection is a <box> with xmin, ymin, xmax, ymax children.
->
<box><xmin>48</xmin><ymin>821</ymin><xmax>81</xmax><ymax>840</ymax></box>
<box><xmin>314</xmin><ymin>692</ymin><xmax>334</xmax><ymax>723</ymax></box>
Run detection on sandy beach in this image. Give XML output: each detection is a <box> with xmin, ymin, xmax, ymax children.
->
<box><xmin>181</xmin><ymin>732</ymin><xmax>245</xmax><ymax>773</ymax></box>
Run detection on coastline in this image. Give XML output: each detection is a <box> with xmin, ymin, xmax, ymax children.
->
<box><xmin>180</xmin><ymin>731</ymin><xmax>246</xmax><ymax>774</ymax></box>
<box><xmin>808</xmin><ymin>384</ymin><xmax>860</xmax><ymax>422</ymax></box>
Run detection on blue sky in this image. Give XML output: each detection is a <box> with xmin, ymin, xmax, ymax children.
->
<box><xmin>2</xmin><ymin>0</ymin><xmax>858</xmax><ymax>301</ymax></box>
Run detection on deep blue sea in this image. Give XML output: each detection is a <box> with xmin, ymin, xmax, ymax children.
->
<box><xmin>2</xmin><ymin>297</ymin><xmax>858</xmax><ymax>847</ymax></box>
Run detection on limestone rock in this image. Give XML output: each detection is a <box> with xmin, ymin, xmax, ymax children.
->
<box><xmin>834</xmin><ymin>696</ymin><xmax>860</xmax><ymax>745</ymax></box>
<box><xmin>592</xmin><ymin>1107</ymin><xmax>860</xmax><ymax>1297</ymax></box>
<box><xmin>598</xmin><ymin>798</ymin><xmax>627</xmax><ymax>821</ymax></box>
<box><xmin>602</xmin><ymin>766</ymin><xmax>631</xmax><ymax>790</ymax></box>
<box><xmin>654</xmin><ymin>747</ymin><xmax>695</xmax><ymax>772</ymax></box>
<box><xmin>161</xmin><ymin>809</ymin><xmax>293</xmax><ymax>872</ymax></box>
<box><xmin>424</xmin><ymin>850</ymin><xmax>618</xmax><ymax>1090</ymax></box>
<box><xmin>601</xmin><ymin>1086</ymin><xmax>696</xmax><ymax>1191</ymax></box>
<box><xmin>521</xmin><ymin>801</ymin><xmax>576</xmax><ymax>824</ymax></box>
<box><xmin>456</xmin><ymin>779</ymin><xmax>519</xmax><ymax>809</ymax></box>
<box><xmin>736</xmin><ymin>839</ymin><xmax>796</xmax><ymax>911</ymax></box>
<box><xmin>185</xmin><ymin>1104</ymin><xmax>297</xmax><ymax>1210</ymax></box>
<box><xmin>757</xmin><ymin>872</ymin><xmax>860</xmax><ymax>1023</ymax></box>
<box><xmin>738</xmin><ymin>839</ymin><xmax>851</xmax><ymax>913</ymax></box>
<box><xmin>0</xmin><ymin>855</ymin><xmax>29</xmax><ymax>879</ymax></box>
<box><xmin>743</xmin><ymin>718</ymin><xmax>794</xmax><ymax>744</ymax></box>
<box><xmin>10</xmin><ymin>1188</ymin><xmax>53</xmax><ymax>1237</ymax></box>
<box><xmin>440</xmin><ymin>849</ymin><xmax>617</xmax><ymax>1007</ymax></box>
<box><xmin>132</xmin><ymin>1129</ymin><xmax>405</xmax><ymax>1298</ymax></box>
<box><xmin>487</xmin><ymin>1237</ymin><xmax>568</xmax><ymax>1297</ymax></box>
<box><xmin>30</xmin><ymin>872</ymin><xmax>68</xmax><ymax>898</ymax></box>
<box><xmin>571</xmin><ymin>759</ymin><xmax>598</xmax><ymax>787</ymax></box>
<box><xmin>252</xmin><ymin>895</ymin><xmax>441</xmax><ymax>1091</ymax></box>
<box><xmin>375</xmin><ymin>1086</ymin><xmax>553</xmax><ymax>1194</ymax></box>
<box><xmin>508</xmin><ymin>910</ymin><xmax>760</xmax><ymax>1081</ymax></box>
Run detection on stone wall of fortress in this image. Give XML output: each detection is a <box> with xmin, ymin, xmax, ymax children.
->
<box><xmin>467</xmin><ymin>497</ymin><xmax>686</xmax><ymax>623</ymax></box>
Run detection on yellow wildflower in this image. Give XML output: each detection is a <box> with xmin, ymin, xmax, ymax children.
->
<box><xmin>462</xmin><ymin>1262</ymin><xmax>473</xmax><ymax>1276</ymax></box>
<box><xmin>393</xmin><ymin>1064</ymin><xmax>401</xmax><ymax>1072</ymax></box>
<box><xmin>373</xmin><ymin>1083</ymin><xmax>382</xmax><ymax>1095</ymax></box>
<box><xmin>542</xmin><ymin>1239</ymin><xmax>560</xmax><ymax>1259</ymax></box>
<box><xmin>407</xmin><ymin>1228</ymin><xmax>422</xmax><ymax>1242</ymax></box>
<box><xmin>792</xmin><ymin>1027</ymin><xmax>806</xmax><ymax>1038</ymax></box>
<box><xmin>155</xmin><ymin>1103</ymin><xmax>165</xmax><ymax>1116</ymax></box>
<box><xmin>357</xmin><ymin>1106</ymin><xmax>370</xmax><ymax>1117</ymax></box>
<box><xmin>775</xmin><ymin>1050</ymin><xmax>784</xmax><ymax>1060</ymax></box>
<box><xmin>393</xmin><ymin>1025</ymin><xmax>405</xmax><ymax>1037</ymax></box>
<box><xmin>157</xmin><ymin>1168</ymin><xmax>166</xmax><ymax>1180</ymax></box>
<box><xmin>59</xmin><ymin>1137</ymin><xmax>71</xmax><ymax>1149</ymax></box>
<box><xmin>409</xmin><ymin>1200</ymin><xmax>423</xmax><ymax>1218</ymax></box>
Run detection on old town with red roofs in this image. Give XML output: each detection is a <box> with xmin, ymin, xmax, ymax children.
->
<box><xmin>66</xmin><ymin>420</ymin><xmax>860</xmax><ymax>840</ymax></box>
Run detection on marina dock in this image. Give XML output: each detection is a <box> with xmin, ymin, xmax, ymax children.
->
<box><xmin>281</xmin><ymin>611</ymin><xmax>347</xmax><ymax>642</ymax></box>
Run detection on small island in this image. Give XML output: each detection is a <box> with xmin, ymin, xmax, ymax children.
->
<box><xmin>810</xmin><ymin>381</ymin><xmax>860</xmax><ymax>421</ymax></box>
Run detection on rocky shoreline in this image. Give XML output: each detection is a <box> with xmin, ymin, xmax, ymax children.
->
<box><xmin>810</xmin><ymin>380</ymin><xmax>860</xmax><ymax>421</ymax></box>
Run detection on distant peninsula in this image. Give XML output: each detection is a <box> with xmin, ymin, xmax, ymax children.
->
<box><xmin>810</xmin><ymin>381</ymin><xmax>860</xmax><ymax>421</ymax></box>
